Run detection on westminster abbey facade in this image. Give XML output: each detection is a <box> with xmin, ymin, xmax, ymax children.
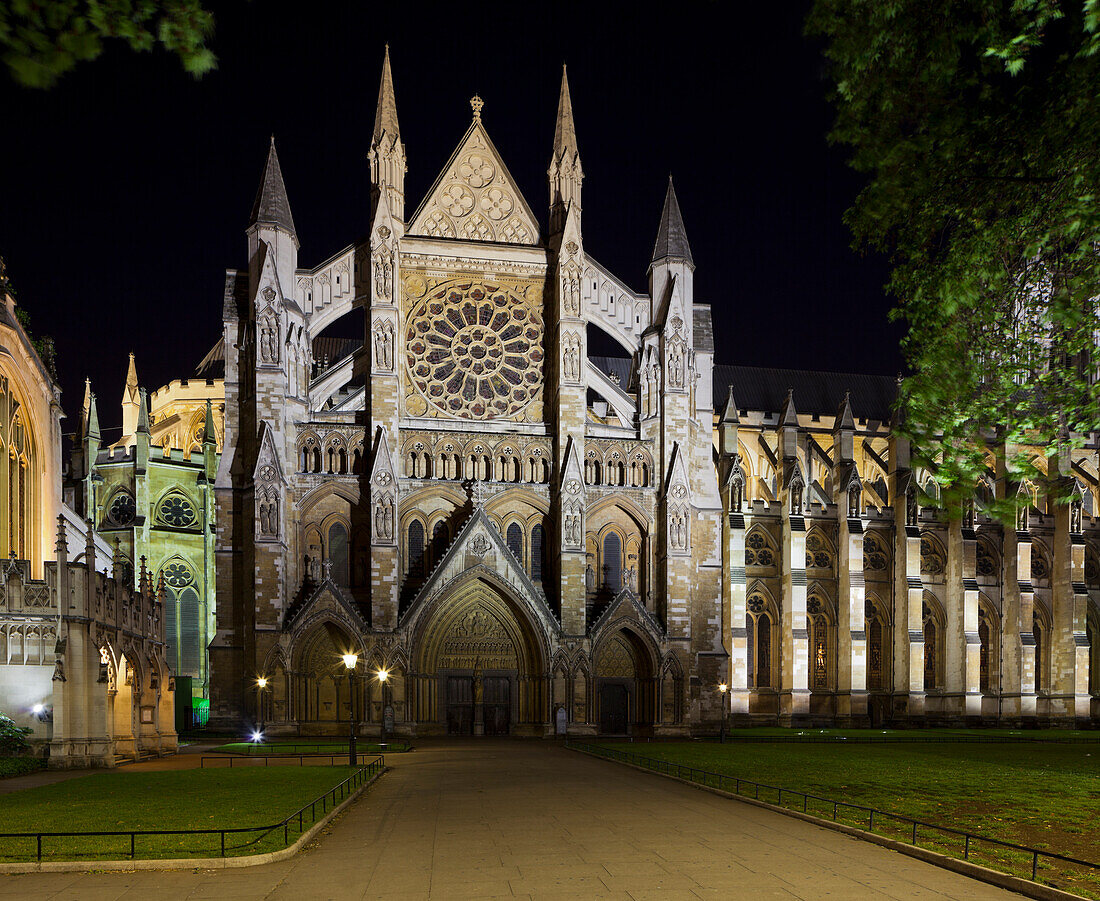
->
<box><xmin>209</xmin><ymin>49</ymin><xmax>1100</xmax><ymax>736</ymax></box>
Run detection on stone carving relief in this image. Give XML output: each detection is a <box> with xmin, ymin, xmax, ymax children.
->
<box><xmin>563</xmin><ymin>502</ymin><xmax>583</xmax><ymax>549</ymax></box>
<box><xmin>373</xmin><ymin>247</ymin><xmax>393</xmax><ymax>303</ymax></box>
<box><xmin>408</xmin><ymin>129</ymin><xmax>538</xmax><ymax>244</ymax></box>
<box><xmin>259</xmin><ymin>309</ymin><xmax>280</xmax><ymax>365</ymax></box>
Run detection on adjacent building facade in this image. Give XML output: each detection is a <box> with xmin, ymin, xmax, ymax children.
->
<box><xmin>0</xmin><ymin>278</ymin><xmax>175</xmax><ymax>766</ymax></box>
<box><xmin>210</xmin><ymin>50</ymin><xmax>1100</xmax><ymax>735</ymax></box>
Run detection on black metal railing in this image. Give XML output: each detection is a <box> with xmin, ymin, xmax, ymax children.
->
<box><xmin>222</xmin><ymin>740</ymin><xmax>411</xmax><ymax>756</ymax></box>
<box><xmin>199</xmin><ymin>753</ymin><xmax>360</xmax><ymax>768</ymax></box>
<box><xmin>0</xmin><ymin>756</ymin><xmax>384</xmax><ymax>863</ymax></box>
<box><xmin>709</xmin><ymin>733</ymin><xmax>1100</xmax><ymax>744</ymax></box>
<box><xmin>568</xmin><ymin>742</ymin><xmax>1100</xmax><ymax>888</ymax></box>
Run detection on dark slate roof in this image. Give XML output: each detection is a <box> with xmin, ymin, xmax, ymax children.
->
<box><xmin>589</xmin><ymin>355</ymin><xmax>632</xmax><ymax>388</ymax></box>
<box><xmin>693</xmin><ymin>306</ymin><xmax>714</xmax><ymax>354</ymax></box>
<box><xmin>196</xmin><ymin>340</ymin><xmax>225</xmax><ymax>379</ymax></box>
<box><xmin>651</xmin><ymin>177</ymin><xmax>693</xmax><ymax>266</ymax></box>
<box><xmin>313</xmin><ymin>336</ymin><xmax>360</xmax><ymax>367</ymax></box>
<box><xmin>249</xmin><ymin>137</ymin><xmax>297</xmax><ymax>237</ymax></box>
<box><xmin>715</xmin><ymin>364</ymin><xmax>897</xmax><ymax>422</ymax></box>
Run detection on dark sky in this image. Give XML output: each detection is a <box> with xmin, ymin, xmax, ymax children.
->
<box><xmin>0</xmin><ymin>0</ymin><xmax>900</xmax><ymax>440</ymax></box>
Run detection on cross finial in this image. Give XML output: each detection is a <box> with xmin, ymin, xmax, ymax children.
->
<box><xmin>470</xmin><ymin>94</ymin><xmax>484</xmax><ymax>119</ymax></box>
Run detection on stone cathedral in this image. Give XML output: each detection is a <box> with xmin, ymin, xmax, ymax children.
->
<box><xmin>209</xmin><ymin>49</ymin><xmax>1100</xmax><ymax>736</ymax></box>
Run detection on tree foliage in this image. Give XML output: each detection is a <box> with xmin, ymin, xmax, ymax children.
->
<box><xmin>808</xmin><ymin>0</ymin><xmax>1100</xmax><ymax>519</ymax></box>
<box><xmin>0</xmin><ymin>713</ymin><xmax>32</xmax><ymax>756</ymax></box>
<box><xmin>0</xmin><ymin>0</ymin><xmax>215</xmax><ymax>88</ymax></box>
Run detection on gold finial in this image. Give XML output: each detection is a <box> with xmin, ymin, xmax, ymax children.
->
<box><xmin>470</xmin><ymin>94</ymin><xmax>484</xmax><ymax>119</ymax></box>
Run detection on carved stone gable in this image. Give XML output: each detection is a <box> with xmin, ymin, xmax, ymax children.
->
<box><xmin>407</xmin><ymin>121</ymin><xmax>539</xmax><ymax>245</ymax></box>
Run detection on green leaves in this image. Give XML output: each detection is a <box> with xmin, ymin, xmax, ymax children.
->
<box><xmin>0</xmin><ymin>0</ymin><xmax>216</xmax><ymax>89</ymax></box>
<box><xmin>809</xmin><ymin>0</ymin><xmax>1100</xmax><ymax>522</ymax></box>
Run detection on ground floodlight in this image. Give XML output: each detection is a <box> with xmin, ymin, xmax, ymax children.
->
<box><xmin>251</xmin><ymin>730</ymin><xmax>263</xmax><ymax>742</ymax></box>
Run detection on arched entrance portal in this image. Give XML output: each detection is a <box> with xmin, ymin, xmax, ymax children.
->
<box><xmin>595</xmin><ymin>628</ymin><xmax>657</xmax><ymax>735</ymax></box>
<box><xmin>292</xmin><ymin>621</ymin><xmax>364</xmax><ymax>728</ymax></box>
<box><xmin>412</xmin><ymin>578</ymin><xmax>548</xmax><ymax>736</ymax></box>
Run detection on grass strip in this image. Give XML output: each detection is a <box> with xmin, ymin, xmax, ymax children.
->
<box><xmin>592</xmin><ymin>738</ymin><xmax>1100</xmax><ymax>899</ymax></box>
<box><xmin>0</xmin><ymin>766</ymin><xmax>363</xmax><ymax>861</ymax></box>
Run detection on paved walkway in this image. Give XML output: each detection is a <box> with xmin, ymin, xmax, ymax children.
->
<box><xmin>0</xmin><ymin>740</ymin><xmax>1024</xmax><ymax>900</ymax></box>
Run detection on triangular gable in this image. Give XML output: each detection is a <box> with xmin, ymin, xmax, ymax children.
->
<box><xmin>399</xmin><ymin>506</ymin><xmax>558</xmax><ymax>635</ymax></box>
<box><xmin>254</xmin><ymin>420</ymin><xmax>285</xmax><ymax>485</ymax></box>
<box><xmin>589</xmin><ymin>587</ymin><xmax>665</xmax><ymax>644</ymax></box>
<box><xmin>407</xmin><ymin>119</ymin><xmax>540</xmax><ymax>245</ymax></box>
<box><xmin>559</xmin><ymin>435</ymin><xmax>585</xmax><ymax>494</ymax></box>
<box><xmin>254</xmin><ymin>241</ymin><xmax>285</xmax><ymax>311</ymax></box>
<box><xmin>368</xmin><ymin>424</ymin><xmax>397</xmax><ymax>485</ymax></box>
<box><xmin>664</xmin><ymin>441</ymin><xmax>691</xmax><ymax>500</ymax></box>
<box><xmin>284</xmin><ymin>579</ymin><xmax>369</xmax><ymax>633</ymax></box>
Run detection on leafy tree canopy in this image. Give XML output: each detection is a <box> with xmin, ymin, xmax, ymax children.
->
<box><xmin>0</xmin><ymin>0</ymin><xmax>215</xmax><ymax>88</ymax></box>
<box><xmin>808</xmin><ymin>0</ymin><xmax>1100</xmax><ymax>520</ymax></box>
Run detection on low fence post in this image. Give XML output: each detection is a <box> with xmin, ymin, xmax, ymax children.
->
<box><xmin>130</xmin><ymin>833</ymin><xmax>135</xmax><ymax>859</ymax></box>
<box><xmin>220</xmin><ymin>831</ymin><xmax>225</xmax><ymax>857</ymax></box>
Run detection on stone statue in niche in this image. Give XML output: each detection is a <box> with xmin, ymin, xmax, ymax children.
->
<box><xmin>789</xmin><ymin>474</ymin><xmax>804</xmax><ymax>516</ymax></box>
<box><xmin>260</xmin><ymin>316</ymin><xmax>279</xmax><ymax>364</ymax></box>
<box><xmin>906</xmin><ymin>483</ymin><xmax>919</xmax><ymax>527</ymax></box>
<box><xmin>1071</xmin><ymin>495</ymin><xmax>1083</xmax><ymax>533</ymax></box>
<box><xmin>848</xmin><ymin>480</ymin><xmax>862</xmax><ymax>518</ymax></box>
<box><xmin>374</xmin><ymin>250</ymin><xmax>392</xmax><ymax>302</ymax></box>
<box><xmin>374</xmin><ymin>495</ymin><xmax>394</xmax><ymax>540</ymax></box>
<box><xmin>373</xmin><ymin>320</ymin><xmax>394</xmax><ymax>371</ymax></box>
<box><xmin>667</xmin><ymin>340</ymin><xmax>684</xmax><ymax>389</ymax></box>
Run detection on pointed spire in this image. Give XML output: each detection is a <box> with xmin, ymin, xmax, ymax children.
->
<box><xmin>80</xmin><ymin>378</ymin><xmax>92</xmax><ymax>436</ymax></box>
<box><xmin>137</xmin><ymin>387</ymin><xmax>150</xmax><ymax>434</ymax></box>
<box><xmin>721</xmin><ymin>386</ymin><xmax>739</xmax><ymax>424</ymax></box>
<box><xmin>249</xmin><ymin>136</ymin><xmax>297</xmax><ymax>238</ymax></box>
<box><xmin>85</xmin><ymin>390</ymin><xmax>100</xmax><ymax>441</ymax></box>
<box><xmin>373</xmin><ymin>44</ymin><xmax>401</xmax><ymax>143</ymax></box>
<box><xmin>780</xmin><ymin>387</ymin><xmax>798</xmax><ymax>426</ymax></box>
<box><xmin>203</xmin><ymin>399</ymin><xmax>216</xmax><ymax>445</ymax></box>
<box><xmin>836</xmin><ymin>390</ymin><xmax>855</xmax><ymax>431</ymax></box>
<box><xmin>651</xmin><ymin>176</ymin><xmax>694</xmax><ymax>266</ymax></box>
<box><xmin>553</xmin><ymin>65</ymin><xmax>578</xmax><ymax>158</ymax></box>
<box><xmin>123</xmin><ymin>352</ymin><xmax>139</xmax><ymax>407</ymax></box>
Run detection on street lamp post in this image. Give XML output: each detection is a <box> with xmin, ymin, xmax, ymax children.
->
<box><xmin>256</xmin><ymin>676</ymin><xmax>268</xmax><ymax>742</ymax></box>
<box><xmin>718</xmin><ymin>682</ymin><xmax>728</xmax><ymax>743</ymax></box>
<box><xmin>342</xmin><ymin>653</ymin><xmax>358</xmax><ymax>766</ymax></box>
<box><xmin>377</xmin><ymin>668</ymin><xmax>390</xmax><ymax>747</ymax></box>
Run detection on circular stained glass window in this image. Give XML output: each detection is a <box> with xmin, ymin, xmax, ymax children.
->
<box><xmin>107</xmin><ymin>492</ymin><xmax>135</xmax><ymax>527</ymax></box>
<box><xmin>159</xmin><ymin>494</ymin><xmax>196</xmax><ymax>528</ymax></box>
<box><xmin>405</xmin><ymin>281</ymin><xmax>543</xmax><ymax>420</ymax></box>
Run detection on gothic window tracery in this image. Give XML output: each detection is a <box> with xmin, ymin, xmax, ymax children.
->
<box><xmin>745</xmin><ymin>528</ymin><xmax>776</xmax><ymax>568</ymax></box>
<box><xmin>105</xmin><ymin>491</ymin><xmax>136</xmax><ymax>528</ymax></box>
<box><xmin>807</xmin><ymin>594</ymin><xmax>831</xmax><ymax>691</ymax></box>
<box><xmin>1030</xmin><ymin>541</ymin><xmax>1051</xmax><ymax>582</ymax></box>
<box><xmin>922</xmin><ymin>598</ymin><xmax>943</xmax><ymax>690</ymax></box>
<box><xmin>405</xmin><ymin>281</ymin><xmax>543</xmax><ymax>421</ymax></box>
<box><xmin>976</xmin><ymin>539</ymin><xmax>998</xmax><ymax>578</ymax></box>
<box><xmin>157</xmin><ymin>492</ymin><xmax>197</xmax><ymax>529</ymax></box>
<box><xmin>919</xmin><ymin>534</ymin><xmax>946</xmax><ymax>577</ymax></box>
<box><xmin>805</xmin><ymin>530</ymin><xmax>834</xmax><ymax>570</ymax></box>
<box><xmin>865</xmin><ymin>598</ymin><xmax>888</xmax><ymax>691</ymax></box>
<box><xmin>863</xmin><ymin>531</ymin><xmax>889</xmax><ymax>573</ymax></box>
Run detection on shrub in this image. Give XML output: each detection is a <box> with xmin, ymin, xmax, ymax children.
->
<box><xmin>0</xmin><ymin>713</ymin><xmax>32</xmax><ymax>755</ymax></box>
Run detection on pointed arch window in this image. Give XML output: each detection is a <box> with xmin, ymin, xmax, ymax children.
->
<box><xmin>531</xmin><ymin>523</ymin><xmax>545</xmax><ymax>582</ymax></box>
<box><xmin>602</xmin><ymin>532</ymin><xmax>622</xmax><ymax>594</ymax></box>
<box><xmin>506</xmin><ymin>523</ymin><xmax>523</xmax><ymax>563</ymax></box>
<box><xmin>407</xmin><ymin>520</ymin><xmax>425</xmax><ymax>578</ymax></box>
<box><xmin>328</xmin><ymin>522</ymin><xmax>349</xmax><ymax>586</ymax></box>
<box><xmin>866</xmin><ymin>600</ymin><xmax>886</xmax><ymax>691</ymax></box>
<box><xmin>922</xmin><ymin>600</ymin><xmax>941</xmax><ymax>690</ymax></box>
<box><xmin>747</xmin><ymin>593</ymin><xmax>773</xmax><ymax>688</ymax></box>
<box><xmin>1033</xmin><ymin>608</ymin><xmax>1047</xmax><ymax>693</ymax></box>
<box><xmin>807</xmin><ymin>595</ymin><xmax>831</xmax><ymax>691</ymax></box>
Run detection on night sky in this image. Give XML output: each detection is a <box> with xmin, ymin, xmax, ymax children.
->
<box><xmin>0</xmin><ymin>1</ymin><xmax>900</xmax><ymax>441</ymax></box>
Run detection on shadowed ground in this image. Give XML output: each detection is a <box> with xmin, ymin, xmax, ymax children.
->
<box><xmin>0</xmin><ymin>739</ymin><xmax>1025</xmax><ymax>900</ymax></box>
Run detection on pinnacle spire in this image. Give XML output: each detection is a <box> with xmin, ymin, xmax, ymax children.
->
<box><xmin>721</xmin><ymin>386</ymin><xmax>739</xmax><ymax>424</ymax></box>
<box><xmin>203</xmin><ymin>399</ymin><xmax>216</xmax><ymax>445</ymax></box>
<box><xmin>137</xmin><ymin>387</ymin><xmax>150</xmax><ymax>434</ymax></box>
<box><xmin>123</xmin><ymin>352</ymin><xmax>139</xmax><ymax>406</ymax></box>
<box><xmin>373</xmin><ymin>44</ymin><xmax>401</xmax><ymax>143</ymax></box>
<box><xmin>651</xmin><ymin>176</ymin><xmax>694</xmax><ymax>267</ymax></box>
<box><xmin>836</xmin><ymin>390</ymin><xmax>855</xmax><ymax>431</ymax></box>
<box><xmin>780</xmin><ymin>387</ymin><xmax>798</xmax><ymax>426</ymax></box>
<box><xmin>85</xmin><ymin>389</ymin><xmax>100</xmax><ymax>441</ymax></box>
<box><xmin>248</xmin><ymin>137</ymin><xmax>297</xmax><ymax>238</ymax></box>
<box><xmin>553</xmin><ymin>65</ymin><xmax>578</xmax><ymax>158</ymax></box>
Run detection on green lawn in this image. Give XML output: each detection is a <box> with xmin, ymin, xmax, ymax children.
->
<box><xmin>590</xmin><ymin>738</ymin><xmax>1100</xmax><ymax>898</ymax></box>
<box><xmin>212</xmin><ymin>740</ymin><xmax>410</xmax><ymax>756</ymax></box>
<box><xmin>0</xmin><ymin>766</ymin><xmax>364</xmax><ymax>861</ymax></box>
<box><xmin>0</xmin><ymin>757</ymin><xmax>46</xmax><ymax>779</ymax></box>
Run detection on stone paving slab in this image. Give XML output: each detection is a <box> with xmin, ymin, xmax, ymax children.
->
<box><xmin>0</xmin><ymin>739</ymin><xmax>1026</xmax><ymax>900</ymax></box>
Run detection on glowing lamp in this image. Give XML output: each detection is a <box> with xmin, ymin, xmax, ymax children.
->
<box><xmin>257</xmin><ymin>677</ymin><xmax>268</xmax><ymax>689</ymax></box>
<box><xmin>377</xmin><ymin>668</ymin><xmax>389</xmax><ymax>683</ymax></box>
<box><xmin>251</xmin><ymin>730</ymin><xmax>263</xmax><ymax>743</ymax></box>
<box><xmin>342</xmin><ymin>653</ymin><xmax>358</xmax><ymax>670</ymax></box>
<box><xmin>718</xmin><ymin>683</ymin><xmax>728</xmax><ymax>693</ymax></box>
<box><xmin>31</xmin><ymin>703</ymin><xmax>44</xmax><ymax>715</ymax></box>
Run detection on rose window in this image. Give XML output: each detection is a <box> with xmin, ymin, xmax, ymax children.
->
<box><xmin>158</xmin><ymin>494</ymin><xmax>197</xmax><ymax>528</ymax></box>
<box><xmin>406</xmin><ymin>281</ymin><xmax>543</xmax><ymax>420</ymax></box>
<box><xmin>107</xmin><ymin>492</ymin><xmax>135</xmax><ymax>527</ymax></box>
